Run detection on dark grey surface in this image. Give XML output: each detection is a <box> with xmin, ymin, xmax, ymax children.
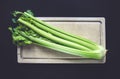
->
<box><xmin>0</xmin><ymin>0</ymin><xmax>119</xmax><ymax>79</ymax></box>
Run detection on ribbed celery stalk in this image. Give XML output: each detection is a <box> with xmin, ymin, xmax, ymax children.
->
<box><xmin>24</xmin><ymin>12</ymin><xmax>97</xmax><ymax>46</ymax></box>
<box><xmin>30</xmin><ymin>20</ymin><xmax>98</xmax><ymax>50</ymax></box>
<box><xmin>19</xmin><ymin>31</ymin><xmax>105</xmax><ymax>59</ymax></box>
<box><xmin>18</xmin><ymin>18</ymin><xmax>91</xmax><ymax>51</ymax></box>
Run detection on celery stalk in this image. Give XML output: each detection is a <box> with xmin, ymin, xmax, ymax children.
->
<box><xmin>19</xmin><ymin>31</ymin><xmax>105</xmax><ymax>59</ymax></box>
<box><xmin>18</xmin><ymin>18</ymin><xmax>91</xmax><ymax>51</ymax></box>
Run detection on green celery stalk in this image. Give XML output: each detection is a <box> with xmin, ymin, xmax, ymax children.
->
<box><xmin>24</xmin><ymin>12</ymin><xmax>97</xmax><ymax>46</ymax></box>
<box><xmin>19</xmin><ymin>31</ymin><xmax>105</xmax><ymax>59</ymax></box>
<box><xmin>30</xmin><ymin>20</ymin><xmax>98</xmax><ymax>50</ymax></box>
<box><xmin>18</xmin><ymin>18</ymin><xmax>91</xmax><ymax>51</ymax></box>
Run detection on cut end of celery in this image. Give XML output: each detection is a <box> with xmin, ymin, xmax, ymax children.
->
<box><xmin>79</xmin><ymin>45</ymin><xmax>106</xmax><ymax>60</ymax></box>
<box><xmin>93</xmin><ymin>46</ymin><xmax>106</xmax><ymax>59</ymax></box>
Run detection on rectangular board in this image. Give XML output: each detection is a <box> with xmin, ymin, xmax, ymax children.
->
<box><xmin>17</xmin><ymin>17</ymin><xmax>106</xmax><ymax>64</ymax></box>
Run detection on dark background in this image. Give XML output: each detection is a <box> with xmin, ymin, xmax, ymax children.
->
<box><xmin>0</xmin><ymin>0</ymin><xmax>120</xmax><ymax>79</ymax></box>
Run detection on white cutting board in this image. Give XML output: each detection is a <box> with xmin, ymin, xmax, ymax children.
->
<box><xmin>17</xmin><ymin>17</ymin><xmax>106</xmax><ymax>64</ymax></box>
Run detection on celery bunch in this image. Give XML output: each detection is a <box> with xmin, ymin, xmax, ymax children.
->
<box><xmin>9</xmin><ymin>10</ymin><xmax>106</xmax><ymax>59</ymax></box>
